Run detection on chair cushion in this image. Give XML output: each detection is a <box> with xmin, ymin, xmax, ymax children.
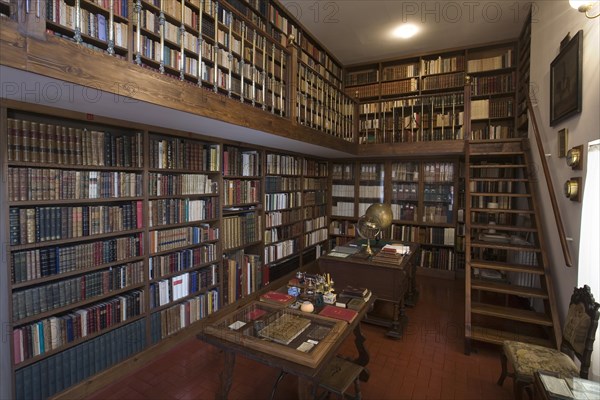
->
<box><xmin>503</xmin><ymin>340</ymin><xmax>580</xmax><ymax>383</ymax></box>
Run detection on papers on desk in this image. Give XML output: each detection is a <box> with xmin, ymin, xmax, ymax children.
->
<box><xmin>380</xmin><ymin>244</ymin><xmax>410</xmax><ymax>255</ymax></box>
<box><xmin>327</xmin><ymin>251</ymin><xmax>351</xmax><ymax>258</ymax></box>
<box><xmin>540</xmin><ymin>373</ymin><xmax>573</xmax><ymax>399</ymax></box>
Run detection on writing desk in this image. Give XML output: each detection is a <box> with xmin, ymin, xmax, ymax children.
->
<box><xmin>198</xmin><ymin>297</ymin><xmax>374</xmax><ymax>400</ymax></box>
<box><xmin>319</xmin><ymin>241</ymin><xmax>419</xmax><ymax>338</ymax></box>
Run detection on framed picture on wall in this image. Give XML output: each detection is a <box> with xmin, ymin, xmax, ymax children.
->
<box><xmin>550</xmin><ymin>30</ymin><xmax>583</xmax><ymax>126</ymax></box>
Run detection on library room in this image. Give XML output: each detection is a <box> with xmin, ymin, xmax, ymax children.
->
<box><xmin>0</xmin><ymin>1</ymin><xmax>599</xmax><ymax>399</ymax></box>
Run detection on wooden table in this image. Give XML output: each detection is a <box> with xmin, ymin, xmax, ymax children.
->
<box><xmin>319</xmin><ymin>241</ymin><xmax>419</xmax><ymax>338</ymax></box>
<box><xmin>198</xmin><ymin>297</ymin><xmax>375</xmax><ymax>400</ymax></box>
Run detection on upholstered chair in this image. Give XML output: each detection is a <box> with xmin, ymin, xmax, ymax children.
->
<box><xmin>497</xmin><ymin>285</ymin><xmax>600</xmax><ymax>400</ymax></box>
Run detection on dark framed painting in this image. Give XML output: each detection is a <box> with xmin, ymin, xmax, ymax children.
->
<box><xmin>550</xmin><ymin>30</ymin><xmax>583</xmax><ymax>126</ymax></box>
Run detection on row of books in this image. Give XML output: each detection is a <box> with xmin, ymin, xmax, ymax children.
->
<box><xmin>9</xmin><ymin>202</ymin><xmax>143</xmax><ymax>245</ymax></box>
<box><xmin>7</xmin><ymin>118</ymin><xmax>143</xmax><ymax>167</ymax></box>
<box><xmin>331</xmin><ymin>184</ymin><xmax>355</xmax><ymax>198</ymax></box>
<box><xmin>149</xmin><ymin>247</ymin><xmax>218</xmax><ymax>280</ymax></box>
<box><xmin>466</xmin><ymin>49</ymin><xmax>513</xmax><ymax>72</ymax></box>
<box><xmin>12</xmin><ymin>266</ymin><xmax>142</xmax><ymax>321</ymax></box>
<box><xmin>345</xmin><ymin>69</ymin><xmax>379</xmax><ymax>87</ymax></box>
<box><xmin>471</xmin><ymin>72</ymin><xmax>516</xmax><ymax>96</ymax></box>
<box><xmin>14</xmin><ymin>318</ymin><xmax>146</xmax><ymax>400</ymax></box>
<box><xmin>149</xmin><ymin>138</ymin><xmax>220</xmax><ymax>171</ymax></box>
<box><xmin>358</xmin><ymin>185</ymin><xmax>384</xmax><ymax>199</ymax></box>
<box><xmin>422</xmin><ymin>72</ymin><xmax>465</xmax><ymax>91</ymax></box>
<box><xmin>471</xmin><ymin>196</ymin><xmax>513</xmax><ymax>210</ymax></box>
<box><xmin>470</xmin><ymin>180</ymin><xmax>514</xmax><ymax>193</ymax></box>
<box><xmin>422</xmin><ymin>227</ymin><xmax>456</xmax><ymax>246</ymax></box>
<box><xmin>303</xmin><ymin>191</ymin><xmax>327</xmax><ymax>207</ymax></box>
<box><xmin>223</xmin><ymin>179</ymin><xmax>261</xmax><ymax>205</ymax></box>
<box><xmin>331</xmin><ymin>164</ymin><xmax>353</xmax><ymax>181</ymax></box>
<box><xmin>422</xmin><ymin>205</ymin><xmax>452</xmax><ymax>224</ymax></box>
<box><xmin>148</xmin><ymin>199</ymin><xmax>218</xmax><ymax>227</ymax></box>
<box><xmin>222</xmin><ymin>212</ymin><xmax>261</xmax><ymax>250</ymax></box>
<box><xmin>329</xmin><ymin>220</ymin><xmax>356</xmax><ymax>236</ymax></box>
<box><xmin>149</xmin><ymin>268</ymin><xmax>218</xmax><ymax>308</ymax></box>
<box><xmin>89</xmin><ymin>0</ymin><xmax>129</xmax><ymax>18</ymax></box>
<box><xmin>421</xmin><ymin>55</ymin><xmax>465</xmax><ymax>75</ymax></box>
<box><xmin>264</xmin><ymin>238</ymin><xmax>298</xmax><ymax>264</ymax></box>
<box><xmin>265</xmin><ymin>208</ymin><xmax>302</xmax><ymax>229</ymax></box>
<box><xmin>419</xmin><ymin>248</ymin><xmax>456</xmax><ymax>271</ymax></box>
<box><xmin>7</xmin><ymin>168</ymin><xmax>142</xmax><ymax>202</ymax></box>
<box><xmin>382</xmin><ymin>62</ymin><xmax>419</xmax><ymax>81</ymax></box>
<box><xmin>148</xmin><ymin>173</ymin><xmax>216</xmax><ymax>197</ymax></box>
<box><xmin>392</xmin><ymin>183</ymin><xmax>418</xmax><ymax>200</ymax></box>
<box><xmin>423</xmin><ymin>162</ymin><xmax>454</xmax><ymax>182</ymax></box>
<box><xmin>304</xmin><ymin>227</ymin><xmax>328</xmax><ymax>247</ymax></box>
<box><xmin>471</xmin><ymin>125</ymin><xmax>515</xmax><ymax>140</ymax></box>
<box><xmin>381</xmin><ymin>78</ymin><xmax>419</xmax><ymax>96</ymax></box>
<box><xmin>303</xmin><ymin>177</ymin><xmax>328</xmax><ymax>190</ymax></box>
<box><xmin>304</xmin><ymin>216</ymin><xmax>327</xmax><ymax>232</ymax></box>
<box><xmin>223</xmin><ymin>250</ymin><xmax>263</xmax><ymax>304</ymax></box>
<box><xmin>11</xmin><ymin>235</ymin><xmax>143</xmax><ymax>284</ymax></box>
<box><xmin>304</xmin><ymin>204</ymin><xmax>327</xmax><ymax>220</ymax></box>
<box><xmin>265</xmin><ymin>153</ymin><xmax>301</xmax><ymax>175</ymax></box>
<box><xmin>424</xmin><ymin>184</ymin><xmax>453</xmax><ymax>202</ymax></box>
<box><xmin>14</xmin><ymin>290</ymin><xmax>142</xmax><ymax>365</ymax></box>
<box><xmin>264</xmin><ymin>192</ymin><xmax>302</xmax><ymax>211</ymax></box>
<box><xmin>264</xmin><ymin>222</ymin><xmax>302</xmax><ymax>245</ymax></box>
<box><xmin>331</xmin><ymin>201</ymin><xmax>354</xmax><ymax>217</ymax></box>
<box><xmin>223</xmin><ymin>147</ymin><xmax>261</xmax><ymax>177</ymax></box>
<box><xmin>264</xmin><ymin>176</ymin><xmax>301</xmax><ymax>192</ymax></box>
<box><xmin>151</xmin><ymin>289</ymin><xmax>219</xmax><ymax>340</ymax></box>
<box><xmin>391</xmin><ymin>203</ymin><xmax>418</xmax><ymax>222</ymax></box>
<box><xmin>149</xmin><ymin>225</ymin><xmax>218</xmax><ymax>254</ymax></box>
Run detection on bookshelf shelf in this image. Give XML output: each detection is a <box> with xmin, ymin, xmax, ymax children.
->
<box><xmin>149</xmin><ymin>260</ymin><xmax>219</xmax><ymax>283</ymax></box>
<box><xmin>11</xmin><ymin>255</ymin><xmax>146</xmax><ymax>290</ymax></box>
<box><xmin>13</xmin><ymin>314</ymin><xmax>145</xmax><ymax>370</ymax></box>
<box><xmin>12</xmin><ymin>283</ymin><xmax>146</xmax><ymax>327</ymax></box>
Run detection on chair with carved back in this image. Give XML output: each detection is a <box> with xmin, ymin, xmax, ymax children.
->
<box><xmin>497</xmin><ymin>285</ymin><xmax>600</xmax><ymax>400</ymax></box>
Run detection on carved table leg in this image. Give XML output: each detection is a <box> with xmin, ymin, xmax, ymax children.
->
<box><xmin>405</xmin><ymin>262</ymin><xmax>419</xmax><ymax>307</ymax></box>
<box><xmin>386</xmin><ymin>299</ymin><xmax>405</xmax><ymax>339</ymax></box>
<box><xmin>353</xmin><ymin>323</ymin><xmax>370</xmax><ymax>382</ymax></box>
<box><xmin>216</xmin><ymin>350</ymin><xmax>236</xmax><ymax>400</ymax></box>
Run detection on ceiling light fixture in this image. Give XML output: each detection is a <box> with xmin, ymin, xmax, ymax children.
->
<box><xmin>392</xmin><ymin>24</ymin><xmax>419</xmax><ymax>39</ymax></box>
<box><xmin>569</xmin><ymin>0</ymin><xmax>600</xmax><ymax>18</ymax></box>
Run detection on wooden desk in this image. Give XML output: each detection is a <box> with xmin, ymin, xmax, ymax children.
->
<box><xmin>319</xmin><ymin>241</ymin><xmax>419</xmax><ymax>338</ymax></box>
<box><xmin>198</xmin><ymin>297</ymin><xmax>374</xmax><ymax>400</ymax></box>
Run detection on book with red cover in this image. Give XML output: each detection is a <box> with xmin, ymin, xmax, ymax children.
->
<box><xmin>318</xmin><ymin>305</ymin><xmax>358</xmax><ymax>323</ymax></box>
<box><xmin>259</xmin><ymin>291</ymin><xmax>295</xmax><ymax>306</ymax></box>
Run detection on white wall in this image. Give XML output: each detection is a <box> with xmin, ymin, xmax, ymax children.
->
<box><xmin>529</xmin><ymin>0</ymin><xmax>600</xmax><ymax>335</ymax></box>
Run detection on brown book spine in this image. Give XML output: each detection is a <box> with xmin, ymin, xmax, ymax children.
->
<box><xmin>38</xmin><ymin>123</ymin><xmax>47</xmax><ymax>163</ymax></box>
<box><xmin>7</xmin><ymin>118</ymin><xmax>16</xmax><ymax>161</ymax></box>
<box><xmin>46</xmin><ymin>124</ymin><xmax>55</xmax><ymax>164</ymax></box>
<box><xmin>68</xmin><ymin>127</ymin><xmax>76</xmax><ymax>165</ymax></box>
<box><xmin>30</xmin><ymin>122</ymin><xmax>39</xmax><ymax>163</ymax></box>
<box><xmin>21</xmin><ymin>120</ymin><xmax>30</xmax><ymax>162</ymax></box>
<box><xmin>75</xmin><ymin>128</ymin><xmax>82</xmax><ymax>165</ymax></box>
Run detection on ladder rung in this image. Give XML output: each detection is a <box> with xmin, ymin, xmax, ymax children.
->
<box><xmin>470</xmin><ymin>192</ymin><xmax>531</xmax><ymax>197</ymax></box>
<box><xmin>470</xmin><ymin>260</ymin><xmax>544</xmax><ymax>274</ymax></box>
<box><xmin>469</xmin><ymin>325</ymin><xmax>553</xmax><ymax>347</ymax></box>
<box><xmin>471</xmin><ymin>279</ymin><xmax>548</xmax><ymax>298</ymax></box>
<box><xmin>471</xmin><ymin>302</ymin><xmax>553</xmax><ymax>326</ymax></box>
<box><xmin>471</xmin><ymin>240</ymin><xmax>541</xmax><ymax>252</ymax></box>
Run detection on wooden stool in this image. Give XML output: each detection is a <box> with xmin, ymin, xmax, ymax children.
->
<box><xmin>317</xmin><ymin>356</ymin><xmax>364</xmax><ymax>400</ymax></box>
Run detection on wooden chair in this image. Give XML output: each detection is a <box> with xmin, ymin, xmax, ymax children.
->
<box><xmin>497</xmin><ymin>285</ymin><xmax>600</xmax><ymax>400</ymax></box>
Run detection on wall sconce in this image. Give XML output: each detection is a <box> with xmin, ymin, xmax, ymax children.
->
<box><xmin>570</xmin><ymin>1</ymin><xmax>600</xmax><ymax>18</ymax></box>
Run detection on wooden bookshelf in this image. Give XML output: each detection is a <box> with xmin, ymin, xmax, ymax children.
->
<box><xmin>1</xmin><ymin>99</ymin><xmax>337</xmax><ymax>399</ymax></box>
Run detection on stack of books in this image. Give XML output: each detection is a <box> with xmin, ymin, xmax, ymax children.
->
<box><xmin>372</xmin><ymin>244</ymin><xmax>410</xmax><ymax>265</ymax></box>
<box><xmin>335</xmin><ymin>286</ymin><xmax>372</xmax><ymax>311</ymax></box>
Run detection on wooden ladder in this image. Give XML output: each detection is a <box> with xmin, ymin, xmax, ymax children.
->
<box><xmin>464</xmin><ymin>138</ymin><xmax>561</xmax><ymax>354</ymax></box>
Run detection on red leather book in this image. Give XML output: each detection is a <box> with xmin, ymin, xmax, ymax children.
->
<box><xmin>259</xmin><ymin>291</ymin><xmax>295</xmax><ymax>306</ymax></box>
<box><xmin>318</xmin><ymin>305</ymin><xmax>358</xmax><ymax>323</ymax></box>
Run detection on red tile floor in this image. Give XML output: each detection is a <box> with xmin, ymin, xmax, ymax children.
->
<box><xmin>89</xmin><ymin>277</ymin><xmax>515</xmax><ymax>399</ymax></box>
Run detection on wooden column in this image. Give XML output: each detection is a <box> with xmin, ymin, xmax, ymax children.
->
<box><xmin>287</xmin><ymin>37</ymin><xmax>298</xmax><ymax>125</ymax></box>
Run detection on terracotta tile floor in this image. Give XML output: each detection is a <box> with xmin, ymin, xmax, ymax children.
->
<box><xmin>89</xmin><ymin>277</ymin><xmax>514</xmax><ymax>399</ymax></box>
